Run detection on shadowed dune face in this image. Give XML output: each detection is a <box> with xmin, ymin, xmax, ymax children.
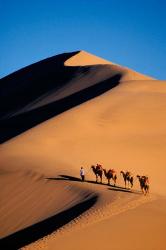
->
<box><xmin>0</xmin><ymin>65</ymin><xmax>122</xmax><ymax>142</ymax></box>
<box><xmin>0</xmin><ymin>51</ymin><xmax>79</xmax><ymax>120</ymax></box>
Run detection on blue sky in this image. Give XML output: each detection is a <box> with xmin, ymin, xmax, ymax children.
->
<box><xmin>0</xmin><ymin>0</ymin><xmax>165</xmax><ymax>79</ymax></box>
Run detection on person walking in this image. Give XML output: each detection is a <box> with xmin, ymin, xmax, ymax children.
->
<box><xmin>80</xmin><ymin>167</ymin><xmax>85</xmax><ymax>181</ymax></box>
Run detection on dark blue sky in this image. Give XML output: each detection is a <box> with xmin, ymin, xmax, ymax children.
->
<box><xmin>0</xmin><ymin>0</ymin><xmax>165</xmax><ymax>79</ymax></box>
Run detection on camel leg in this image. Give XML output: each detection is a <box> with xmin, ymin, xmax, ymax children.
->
<box><xmin>145</xmin><ymin>186</ymin><xmax>149</xmax><ymax>195</ymax></box>
<box><xmin>148</xmin><ymin>186</ymin><xmax>150</xmax><ymax>194</ymax></box>
<box><xmin>128</xmin><ymin>181</ymin><xmax>130</xmax><ymax>189</ymax></box>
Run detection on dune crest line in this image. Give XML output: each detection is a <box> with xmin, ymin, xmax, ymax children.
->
<box><xmin>0</xmin><ymin>193</ymin><xmax>98</xmax><ymax>250</ymax></box>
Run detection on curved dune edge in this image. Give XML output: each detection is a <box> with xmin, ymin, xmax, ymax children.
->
<box><xmin>21</xmin><ymin>183</ymin><xmax>156</xmax><ymax>250</ymax></box>
<box><xmin>65</xmin><ymin>50</ymin><xmax>154</xmax><ymax>81</ymax></box>
<box><xmin>0</xmin><ymin>181</ymin><xmax>98</xmax><ymax>249</ymax></box>
<box><xmin>64</xmin><ymin>50</ymin><xmax>114</xmax><ymax>66</ymax></box>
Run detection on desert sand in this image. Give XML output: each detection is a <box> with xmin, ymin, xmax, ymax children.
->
<box><xmin>0</xmin><ymin>51</ymin><xmax>166</xmax><ymax>249</ymax></box>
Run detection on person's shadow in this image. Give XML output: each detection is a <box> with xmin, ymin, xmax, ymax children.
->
<box><xmin>47</xmin><ymin>175</ymin><xmax>81</xmax><ymax>182</ymax></box>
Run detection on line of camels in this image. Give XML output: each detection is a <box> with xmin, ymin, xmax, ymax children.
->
<box><xmin>91</xmin><ymin>164</ymin><xmax>149</xmax><ymax>195</ymax></box>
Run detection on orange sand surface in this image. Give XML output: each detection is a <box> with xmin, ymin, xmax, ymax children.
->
<box><xmin>0</xmin><ymin>51</ymin><xmax>166</xmax><ymax>249</ymax></box>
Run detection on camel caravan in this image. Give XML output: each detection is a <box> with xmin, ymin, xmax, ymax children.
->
<box><xmin>91</xmin><ymin>164</ymin><xmax>149</xmax><ymax>195</ymax></box>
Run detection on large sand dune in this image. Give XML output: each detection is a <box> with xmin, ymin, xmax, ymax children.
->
<box><xmin>0</xmin><ymin>51</ymin><xmax>152</xmax><ymax>142</ymax></box>
<box><xmin>0</xmin><ymin>51</ymin><xmax>166</xmax><ymax>249</ymax></box>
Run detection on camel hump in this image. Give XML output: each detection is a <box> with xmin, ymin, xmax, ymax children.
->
<box><xmin>108</xmin><ymin>169</ymin><xmax>116</xmax><ymax>174</ymax></box>
<box><xmin>96</xmin><ymin>164</ymin><xmax>102</xmax><ymax>170</ymax></box>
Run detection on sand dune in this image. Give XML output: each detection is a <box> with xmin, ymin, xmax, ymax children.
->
<box><xmin>0</xmin><ymin>51</ymin><xmax>153</xmax><ymax>142</ymax></box>
<box><xmin>0</xmin><ymin>51</ymin><xmax>166</xmax><ymax>249</ymax></box>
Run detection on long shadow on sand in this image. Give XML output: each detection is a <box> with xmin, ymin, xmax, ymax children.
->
<box><xmin>108</xmin><ymin>187</ymin><xmax>141</xmax><ymax>194</ymax></box>
<box><xmin>0</xmin><ymin>193</ymin><xmax>98</xmax><ymax>249</ymax></box>
<box><xmin>48</xmin><ymin>175</ymin><xmax>140</xmax><ymax>194</ymax></box>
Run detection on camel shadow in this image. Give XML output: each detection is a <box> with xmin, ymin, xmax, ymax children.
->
<box><xmin>47</xmin><ymin>175</ymin><xmax>139</xmax><ymax>193</ymax></box>
<box><xmin>108</xmin><ymin>187</ymin><xmax>141</xmax><ymax>194</ymax></box>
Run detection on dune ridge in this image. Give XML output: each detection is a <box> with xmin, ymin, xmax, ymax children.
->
<box><xmin>65</xmin><ymin>50</ymin><xmax>154</xmax><ymax>81</ymax></box>
<box><xmin>22</xmin><ymin>184</ymin><xmax>156</xmax><ymax>250</ymax></box>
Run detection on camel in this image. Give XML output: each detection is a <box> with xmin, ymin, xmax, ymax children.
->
<box><xmin>91</xmin><ymin>165</ymin><xmax>103</xmax><ymax>183</ymax></box>
<box><xmin>137</xmin><ymin>175</ymin><xmax>149</xmax><ymax>195</ymax></box>
<box><xmin>120</xmin><ymin>171</ymin><xmax>133</xmax><ymax>189</ymax></box>
<box><xmin>103</xmin><ymin>169</ymin><xmax>117</xmax><ymax>186</ymax></box>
